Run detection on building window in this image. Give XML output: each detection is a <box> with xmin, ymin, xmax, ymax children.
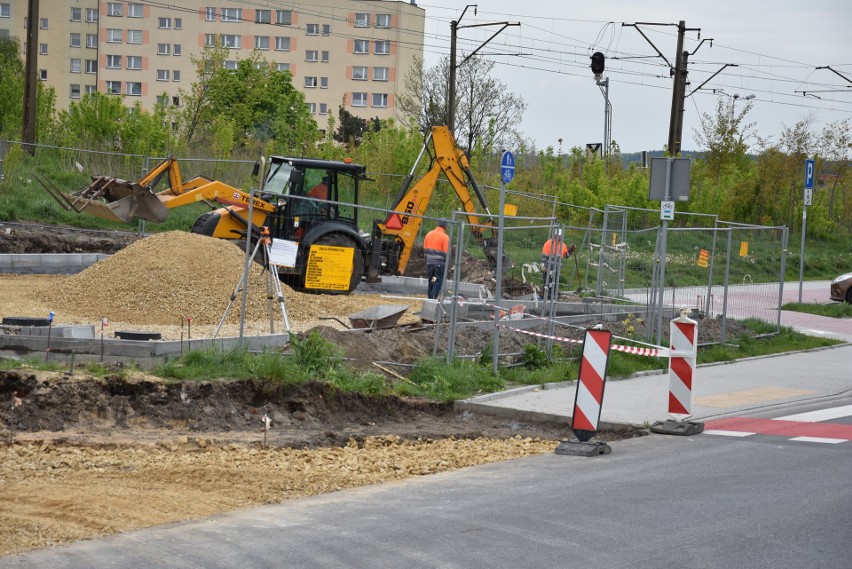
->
<box><xmin>157</xmin><ymin>94</ymin><xmax>168</xmax><ymax>105</ymax></box>
<box><xmin>255</xmin><ymin>36</ymin><xmax>269</xmax><ymax>50</ymax></box>
<box><xmin>173</xmin><ymin>44</ymin><xmax>181</xmax><ymax>56</ymax></box>
<box><xmin>173</xmin><ymin>70</ymin><xmax>180</xmax><ymax>81</ymax></box>
<box><xmin>322</xmin><ymin>24</ymin><xmax>330</xmax><ymax>36</ymax></box>
<box><xmin>70</xmin><ymin>84</ymin><xmax>81</xmax><ymax>99</ymax></box>
<box><xmin>158</xmin><ymin>17</ymin><xmax>171</xmax><ymax>29</ymax></box>
<box><xmin>86</xmin><ymin>8</ymin><xmax>98</xmax><ymax>22</ymax></box>
<box><xmin>352</xmin><ymin>92</ymin><xmax>367</xmax><ymax>107</ymax></box>
<box><xmin>107</xmin><ymin>3</ymin><xmax>122</xmax><ymax>17</ymax></box>
<box><xmin>70</xmin><ymin>33</ymin><xmax>81</xmax><ymax>48</ymax></box>
<box><xmin>308</xmin><ymin>103</ymin><xmax>316</xmax><ymax>114</ymax></box>
<box><xmin>205</xmin><ymin>7</ymin><xmax>216</xmax><ymax>21</ymax></box>
<box><xmin>174</xmin><ymin>18</ymin><xmax>181</xmax><ymax>30</ymax></box>
<box><xmin>320</xmin><ymin>76</ymin><xmax>328</xmax><ymax>89</ymax></box>
<box><xmin>157</xmin><ymin>69</ymin><xmax>169</xmax><ymax>81</ymax></box>
<box><xmin>375</xmin><ymin>40</ymin><xmax>390</xmax><ymax>55</ymax></box>
<box><xmin>71</xmin><ymin>7</ymin><xmax>81</xmax><ymax>22</ymax></box>
<box><xmin>85</xmin><ymin>59</ymin><xmax>97</xmax><ymax>73</ymax></box>
<box><xmin>276</xmin><ymin>10</ymin><xmax>291</xmax><ymax>25</ymax></box>
<box><xmin>126</xmin><ymin>82</ymin><xmax>142</xmax><ymax>96</ymax></box>
<box><xmin>352</xmin><ymin>66</ymin><xmax>367</xmax><ymax>80</ymax></box>
<box><xmin>321</xmin><ymin>50</ymin><xmax>329</xmax><ymax>63</ymax></box>
<box><xmin>376</xmin><ymin>14</ymin><xmax>391</xmax><ymax>28</ymax></box>
<box><xmin>127</xmin><ymin>30</ymin><xmax>142</xmax><ymax>44</ymax></box>
<box><xmin>276</xmin><ymin>62</ymin><xmax>290</xmax><ymax>71</ymax></box>
<box><xmin>106</xmin><ymin>54</ymin><xmax>122</xmax><ymax>69</ymax></box>
<box><xmin>39</xmin><ymin>69</ymin><xmax>47</xmax><ymax>81</ymax></box>
<box><xmin>319</xmin><ymin>103</ymin><xmax>327</xmax><ymax>115</ymax></box>
<box><xmin>0</xmin><ymin>3</ymin><xmax>8</xmax><ymax>18</ymax></box>
<box><xmin>128</xmin><ymin>4</ymin><xmax>143</xmax><ymax>18</ymax></box>
<box><xmin>85</xmin><ymin>84</ymin><xmax>97</xmax><ymax>94</ymax></box>
<box><xmin>107</xmin><ymin>29</ymin><xmax>122</xmax><ymax>43</ymax></box>
<box><xmin>126</xmin><ymin>55</ymin><xmax>141</xmax><ymax>70</ymax></box>
<box><xmin>354</xmin><ymin>40</ymin><xmax>369</xmax><ymax>54</ymax></box>
<box><xmin>306</xmin><ymin>24</ymin><xmax>319</xmax><ymax>36</ymax></box>
<box><xmin>372</xmin><ymin>93</ymin><xmax>388</xmax><ymax>107</ymax></box>
<box><xmin>205</xmin><ymin>34</ymin><xmax>216</xmax><ymax>47</ymax></box>
<box><xmin>70</xmin><ymin>59</ymin><xmax>81</xmax><ymax>73</ymax></box>
<box><xmin>221</xmin><ymin>8</ymin><xmax>241</xmax><ymax>22</ymax></box>
<box><xmin>39</xmin><ymin>18</ymin><xmax>48</xmax><ymax>29</ymax></box>
<box><xmin>223</xmin><ymin>60</ymin><xmax>237</xmax><ymax>70</ymax></box>
<box><xmin>106</xmin><ymin>80</ymin><xmax>121</xmax><ymax>94</ymax></box>
<box><xmin>355</xmin><ymin>13</ymin><xmax>370</xmax><ymax>27</ymax></box>
<box><xmin>221</xmin><ymin>35</ymin><xmax>240</xmax><ymax>48</ymax></box>
<box><xmin>256</xmin><ymin>10</ymin><xmax>270</xmax><ymax>24</ymax></box>
<box><xmin>39</xmin><ymin>43</ymin><xmax>47</xmax><ymax>55</ymax></box>
<box><xmin>157</xmin><ymin>43</ymin><xmax>170</xmax><ymax>55</ymax></box>
<box><xmin>172</xmin><ymin>96</ymin><xmax>179</xmax><ymax>106</ymax></box>
<box><xmin>275</xmin><ymin>37</ymin><xmax>290</xmax><ymax>51</ymax></box>
<box><xmin>305</xmin><ymin>50</ymin><xmax>318</xmax><ymax>62</ymax></box>
<box><xmin>86</xmin><ymin>34</ymin><xmax>97</xmax><ymax>48</ymax></box>
<box><xmin>304</xmin><ymin>76</ymin><xmax>317</xmax><ymax>88</ymax></box>
<box><xmin>373</xmin><ymin>67</ymin><xmax>388</xmax><ymax>81</ymax></box>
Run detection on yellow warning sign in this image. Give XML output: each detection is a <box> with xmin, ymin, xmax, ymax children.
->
<box><xmin>305</xmin><ymin>244</ymin><xmax>354</xmax><ymax>291</ymax></box>
<box><xmin>503</xmin><ymin>203</ymin><xmax>518</xmax><ymax>217</ymax></box>
<box><xmin>739</xmin><ymin>241</ymin><xmax>749</xmax><ymax>257</ymax></box>
<box><xmin>697</xmin><ymin>249</ymin><xmax>709</xmax><ymax>268</ymax></box>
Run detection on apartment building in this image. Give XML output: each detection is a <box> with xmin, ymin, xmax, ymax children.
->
<box><xmin>1</xmin><ymin>0</ymin><xmax>425</xmax><ymax>127</ymax></box>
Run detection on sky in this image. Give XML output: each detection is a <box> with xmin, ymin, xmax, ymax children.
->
<box><xmin>415</xmin><ymin>0</ymin><xmax>852</xmax><ymax>153</ymax></box>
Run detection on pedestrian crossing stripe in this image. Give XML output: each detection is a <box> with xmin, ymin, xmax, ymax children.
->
<box><xmin>704</xmin><ymin>416</ymin><xmax>852</xmax><ymax>443</ymax></box>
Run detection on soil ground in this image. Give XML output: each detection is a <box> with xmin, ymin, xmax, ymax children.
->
<box><xmin>0</xmin><ymin>222</ymin><xmax>719</xmax><ymax>557</ymax></box>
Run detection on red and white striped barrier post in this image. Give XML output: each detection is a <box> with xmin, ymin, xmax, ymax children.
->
<box><xmin>556</xmin><ymin>328</ymin><xmax>614</xmax><ymax>456</ymax></box>
<box><xmin>651</xmin><ymin>313</ymin><xmax>705</xmax><ymax>436</ymax></box>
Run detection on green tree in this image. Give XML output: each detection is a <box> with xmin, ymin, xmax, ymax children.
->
<box><xmin>0</xmin><ymin>37</ymin><xmax>24</xmax><ymax>139</ymax></box>
<box><xmin>176</xmin><ymin>45</ymin><xmax>317</xmax><ymax>154</ymax></box>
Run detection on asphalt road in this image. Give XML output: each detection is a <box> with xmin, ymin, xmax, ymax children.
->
<box><xmin>3</xmin><ymin>403</ymin><xmax>850</xmax><ymax>569</ymax></box>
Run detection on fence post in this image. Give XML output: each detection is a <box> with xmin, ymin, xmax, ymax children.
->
<box><xmin>720</xmin><ymin>228</ymin><xmax>733</xmax><ymax>343</ymax></box>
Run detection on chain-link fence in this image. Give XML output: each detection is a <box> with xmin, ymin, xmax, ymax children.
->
<box><xmin>2</xmin><ymin>139</ymin><xmax>789</xmax><ymax>357</ymax></box>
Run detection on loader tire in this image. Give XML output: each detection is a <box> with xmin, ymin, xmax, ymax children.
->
<box><xmin>307</xmin><ymin>233</ymin><xmax>365</xmax><ymax>294</ymax></box>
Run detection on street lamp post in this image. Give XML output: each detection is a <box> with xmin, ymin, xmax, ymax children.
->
<box><xmin>731</xmin><ymin>93</ymin><xmax>755</xmax><ymax>118</ymax></box>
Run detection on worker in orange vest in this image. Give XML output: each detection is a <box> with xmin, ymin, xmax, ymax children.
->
<box><xmin>541</xmin><ymin>229</ymin><xmax>575</xmax><ymax>301</ymax></box>
<box><xmin>424</xmin><ymin>220</ymin><xmax>450</xmax><ymax>299</ymax></box>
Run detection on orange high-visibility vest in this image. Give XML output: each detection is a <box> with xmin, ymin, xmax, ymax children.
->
<box><xmin>542</xmin><ymin>238</ymin><xmax>568</xmax><ymax>258</ymax></box>
<box><xmin>424</xmin><ymin>226</ymin><xmax>449</xmax><ymax>265</ymax></box>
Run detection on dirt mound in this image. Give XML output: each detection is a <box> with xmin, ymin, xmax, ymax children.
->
<box><xmin>0</xmin><ymin>222</ymin><xmax>141</xmax><ymax>254</ymax></box>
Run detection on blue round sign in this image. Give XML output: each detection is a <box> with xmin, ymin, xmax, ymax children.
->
<box><xmin>500</xmin><ymin>151</ymin><xmax>515</xmax><ymax>184</ymax></box>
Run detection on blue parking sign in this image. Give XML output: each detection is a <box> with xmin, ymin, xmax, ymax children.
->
<box><xmin>501</xmin><ymin>151</ymin><xmax>515</xmax><ymax>184</ymax></box>
<box><xmin>804</xmin><ymin>159</ymin><xmax>815</xmax><ymax>190</ymax></box>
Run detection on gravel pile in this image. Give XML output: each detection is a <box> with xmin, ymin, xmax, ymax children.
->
<box><xmin>35</xmin><ymin>232</ymin><xmax>423</xmax><ymax>330</ymax></box>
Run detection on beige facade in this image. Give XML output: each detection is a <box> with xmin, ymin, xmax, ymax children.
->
<box><xmin>1</xmin><ymin>0</ymin><xmax>424</xmax><ymax>129</ymax></box>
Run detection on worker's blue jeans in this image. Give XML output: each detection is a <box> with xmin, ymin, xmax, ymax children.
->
<box><xmin>427</xmin><ymin>264</ymin><xmax>445</xmax><ymax>299</ymax></box>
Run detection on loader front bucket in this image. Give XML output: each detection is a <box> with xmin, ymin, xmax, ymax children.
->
<box><xmin>38</xmin><ymin>174</ymin><xmax>168</xmax><ymax>223</ymax></box>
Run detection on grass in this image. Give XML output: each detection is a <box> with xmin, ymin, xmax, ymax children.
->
<box><xmin>2</xmin><ymin>321</ymin><xmax>842</xmax><ymax>401</ymax></box>
<box><xmin>781</xmin><ymin>302</ymin><xmax>852</xmax><ymax>318</ymax></box>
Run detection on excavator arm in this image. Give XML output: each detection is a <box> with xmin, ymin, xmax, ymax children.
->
<box><xmin>377</xmin><ymin>125</ymin><xmax>503</xmax><ymax>274</ymax></box>
<box><xmin>39</xmin><ymin>156</ymin><xmax>275</xmax><ymax>233</ymax></box>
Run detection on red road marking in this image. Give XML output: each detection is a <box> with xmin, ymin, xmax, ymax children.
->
<box><xmin>705</xmin><ymin>417</ymin><xmax>852</xmax><ymax>440</ymax></box>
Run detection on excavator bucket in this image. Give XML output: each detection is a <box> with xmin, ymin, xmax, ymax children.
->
<box><xmin>482</xmin><ymin>239</ymin><xmax>513</xmax><ymax>277</ymax></box>
<box><xmin>37</xmin><ymin>174</ymin><xmax>168</xmax><ymax>223</ymax></box>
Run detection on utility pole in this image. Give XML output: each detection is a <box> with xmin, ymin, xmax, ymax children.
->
<box><xmin>623</xmin><ymin>21</ymin><xmax>699</xmax><ymax>156</ymax></box>
<box><xmin>448</xmin><ymin>5</ymin><xmax>475</xmax><ymax>135</ymax></box>
<box><xmin>22</xmin><ymin>0</ymin><xmax>40</xmax><ymax>155</ymax></box>
<box><xmin>447</xmin><ymin>6</ymin><xmax>519</xmax><ymax>136</ymax></box>
<box><xmin>667</xmin><ymin>21</ymin><xmax>686</xmax><ymax>157</ymax></box>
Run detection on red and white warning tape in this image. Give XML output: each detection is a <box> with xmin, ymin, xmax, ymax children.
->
<box><xmin>500</xmin><ymin>325</ymin><xmax>668</xmax><ymax>358</ymax></box>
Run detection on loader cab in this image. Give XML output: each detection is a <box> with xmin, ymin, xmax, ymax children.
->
<box><xmin>262</xmin><ymin>156</ymin><xmax>366</xmax><ymax>241</ymax></box>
